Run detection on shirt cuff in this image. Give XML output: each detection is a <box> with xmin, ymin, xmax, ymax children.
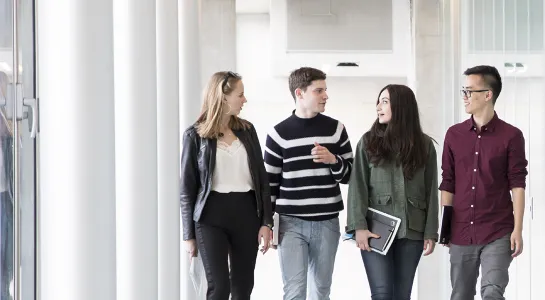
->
<box><xmin>508</xmin><ymin>181</ymin><xmax>526</xmax><ymax>190</ymax></box>
<box><xmin>345</xmin><ymin>221</ymin><xmax>368</xmax><ymax>233</ymax></box>
<box><xmin>439</xmin><ymin>181</ymin><xmax>455</xmax><ymax>194</ymax></box>
<box><xmin>424</xmin><ymin>234</ymin><xmax>439</xmax><ymax>241</ymax></box>
<box><xmin>330</xmin><ymin>155</ymin><xmax>343</xmax><ymax>172</ymax></box>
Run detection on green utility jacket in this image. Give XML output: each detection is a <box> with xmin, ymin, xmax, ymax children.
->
<box><xmin>346</xmin><ymin>135</ymin><xmax>439</xmax><ymax>241</ymax></box>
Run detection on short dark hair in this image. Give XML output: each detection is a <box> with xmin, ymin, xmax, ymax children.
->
<box><xmin>463</xmin><ymin>65</ymin><xmax>502</xmax><ymax>104</ymax></box>
<box><xmin>288</xmin><ymin>67</ymin><xmax>327</xmax><ymax>101</ymax></box>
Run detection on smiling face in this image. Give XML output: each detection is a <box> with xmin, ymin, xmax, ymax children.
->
<box><xmin>223</xmin><ymin>80</ymin><xmax>247</xmax><ymax>116</ymax></box>
<box><xmin>295</xmin><ymin>79</ymin><xmax>329</xmax><ymax>115</ymax></box>
<box><xmin>376</xmin><ymin>88</ymin><xmax>392</xmax><ymax>124</ymax></box>
<box><xmin>462</xmin><ymin>74</ymin><xmax>493</xmax><ymax>115</ymax></box>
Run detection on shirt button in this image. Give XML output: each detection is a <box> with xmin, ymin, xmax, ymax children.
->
<box><xmin>475</xmin><ymin>152</ymin><xmax>478</xmax><ymax>155</ymax></box>
<box><xmin>474</xmin><ymin>169</ymin><xmax>477</xmax><ymax>172</ymax></box>
<box><xmin>478</xmin><ymin>135</ymin><xmax>481</xmax><ymax>138</ymax></box>
<box><xmin>471</xmin><ymin>205</ymin><xmax>474</xmax><ymax>207</ymax></box>
<box><xmin>471</xmin><ymin>221</ymin><xmax>474</xmax><ymax>224</ymax></box>
<box><xmin>472</xmin><ymin>186</ymin><xmax>475</xmax><ymax>189</ymax></box>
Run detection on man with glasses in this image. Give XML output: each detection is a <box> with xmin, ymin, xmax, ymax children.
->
<box><xmin>440</xmin><ymin>65</ymin><xmax>528</xmax><ymax>300</ymax></box>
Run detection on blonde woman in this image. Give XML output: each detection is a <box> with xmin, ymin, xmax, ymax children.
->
<box><xmin>180</xmin><ymin>71</ymin><xmax>273</xmax><ymax>300</ymax></box>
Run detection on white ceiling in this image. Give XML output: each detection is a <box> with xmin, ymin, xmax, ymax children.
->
<box><xmin>236</xmin><ymin>0</ymin><xmax>270</xmax><ymax>14</ymax></box>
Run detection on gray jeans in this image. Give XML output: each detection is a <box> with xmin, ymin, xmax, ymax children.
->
<box><xmin>449</xmin><ymin>234</ymin><xmax>513</xmax><ymax>300</ymax></box>
<box><xmin>277</xmin><ymin>215</ymin><xmax>340</xmax><ymax>300</ymax></box>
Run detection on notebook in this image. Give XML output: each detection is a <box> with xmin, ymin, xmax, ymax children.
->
<box><xmin>343</xmin><ymin>207</ymin><xmax>401</xmax><ymax>255</ymax></box>
<box><xmin>438</xmin><ymin>206</ymin><xmax>453</xmax><ymax>245</ymax></box>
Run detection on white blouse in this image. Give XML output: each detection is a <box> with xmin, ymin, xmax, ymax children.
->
<box><xmin>211</xmin><ymin>139</ymin><xmax>253</xmax><ymax>193</ymax></box>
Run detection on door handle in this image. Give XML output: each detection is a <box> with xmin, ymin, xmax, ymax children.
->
<box><xmin>23</xmin><ymin>97</ymin><xmax>37</xmax><ymax>138</ymax></box>
<box><xmin>1</xmin><ymin>83</ymin><xmax>37</xmax><ymax>138</ymax></box>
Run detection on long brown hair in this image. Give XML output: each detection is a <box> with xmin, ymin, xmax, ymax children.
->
<box><xmin>364</xmin><ymin>84</ymin><xmax>431</xmax><ymax>179</ymax></box>
<box><xmin>195</xmin><ymin>71</ymin><xmax>250</xmax><ymax>138</ymax></box>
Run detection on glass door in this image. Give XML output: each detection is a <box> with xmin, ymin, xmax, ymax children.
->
<box><xmin>0</xmin><ymin>0</ymin><xmax>38</xmax><ymax>299</ymax></box>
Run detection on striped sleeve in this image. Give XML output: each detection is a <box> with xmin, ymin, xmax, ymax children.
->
<box><xmin>329</xmin><ymin>124</ymin><xmax>353</xmax><ymax>184</ymax></box>
<box><xmin>264</xmin><ymin>130</ymin><xmax>283</xmax><ymax>211</ymax></box>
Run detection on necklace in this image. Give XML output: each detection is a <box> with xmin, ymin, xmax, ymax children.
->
<box><xmin>218</xmin><ymin>131</ymin><xmax>232</xmax><ymax>138</ymax></box>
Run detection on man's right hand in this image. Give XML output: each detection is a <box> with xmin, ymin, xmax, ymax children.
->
<box><xmin>185</xmin><ymin>239</ymin><xmax>198</xmax><ymax>258</ymax></box>
<box><xmin>355</xmin><ymin>229</ymin><xmax>380</xmax><ymax>252</ymax></box>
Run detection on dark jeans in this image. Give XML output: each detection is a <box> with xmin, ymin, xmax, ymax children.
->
<box><xmin>195</xmin><ymin>191</ymin><xmax>261</xmax><ymax>300</ymax></box>
<box><xmin>361</xmin><ymin>238</ymin><xmax>424</xmax><ymax>300</ymax></box>
<box><xmin>1</xmin><ymin>191</ymin><xmax>13</xmax><ymax>300</ymax></box>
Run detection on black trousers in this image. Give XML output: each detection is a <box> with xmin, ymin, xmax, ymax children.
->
<box><xmin>195</xmin><ymin>191</ymin><xmax>261</xmax><ymax>300</ymax></box>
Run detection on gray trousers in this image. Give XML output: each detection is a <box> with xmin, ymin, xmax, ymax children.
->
<box><xmin>449</xmin><ymin>234</ymin><xmax>513</xmax><ymax>300</ymax></box>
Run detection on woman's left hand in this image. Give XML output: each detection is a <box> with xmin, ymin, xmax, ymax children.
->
<box><xmin>258</xmin><ymin>226</ymin><xmax>272</xmax><ymax>254</ymax></box>
<box><xmin>423</xmin><ymin>239</ymin><xmax>436</xmax><ymax>256</ymax></box>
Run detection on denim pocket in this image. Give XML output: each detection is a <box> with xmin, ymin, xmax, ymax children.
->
<box><xmin>322</xmin><ymin>217</ymin><xmax>340</xmax><ymax>234</ymax></box>
<box><xmin>278</xmin><ymin>215</ymin><xmax>302</xmax><ymax>234</ymax></box>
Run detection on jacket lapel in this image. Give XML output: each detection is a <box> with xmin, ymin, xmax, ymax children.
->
<box><xmin>234</xmin><ymin>129</ymin><xmax>253</xmax><ymax>157</ymax></box>
<box><xmin>208</xmin><ymin>137</ymin><xmax>217</xmax><ymax>178</ymax></box>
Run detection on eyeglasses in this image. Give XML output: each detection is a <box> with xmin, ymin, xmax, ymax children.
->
<box><xmin>222</xmin><ymin>71</ymin><xmax>240</xmax><ymax>93</ymax></box>
<box><xmin>460</xmin><ymin>89</ymin><xmax>489</xmax><ymax>98</ymax></box>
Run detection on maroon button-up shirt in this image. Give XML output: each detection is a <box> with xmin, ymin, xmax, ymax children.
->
<box><xmin>439</xmin><ymin>113</ymin><xmax>528</xmax><ymax>245</ymax></box>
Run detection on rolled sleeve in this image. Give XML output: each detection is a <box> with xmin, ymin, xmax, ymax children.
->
<box><xmin>507</xmin><ymin>130</ymin><xmax>528</xmax><ymax>189</ymax></box>
<box><xmin>439</xmin><ymin>131</ymin><xmax>455</xmax><ymax>193</ymax></box>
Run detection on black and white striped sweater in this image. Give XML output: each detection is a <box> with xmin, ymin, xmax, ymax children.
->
<box><xmin>264</xmin><ymin>112</ymin><xmax>353</xmax><ymax>221</ymax></box>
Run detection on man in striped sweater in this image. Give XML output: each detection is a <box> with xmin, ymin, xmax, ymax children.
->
<box><xmin>264</xmin><ymin>67</ymin><xmax>353</xmax><ymax>299</ymax></box>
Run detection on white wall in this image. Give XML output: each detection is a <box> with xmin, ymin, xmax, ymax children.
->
<box><xmin>200</xmin><ymin>0</ymin><xmax>237</xmax><ymax>85</ymax></box>
<box><xmin>236</xmin><ymin>13</ymin><xmax>406</xmax><ymax>142</ymax></box>
<box><xmin>236</xmin><ymin>14</ymin><xmax>413</xmax><ymax>300</ymax></box>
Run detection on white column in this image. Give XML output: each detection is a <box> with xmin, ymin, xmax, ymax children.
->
<box><xmin>180</xmin><ymin>0</ymin><xmax>202</xmax><ymax>299</ymax></box>
<box><xmin>157</xmin><ymin>0</ymin><xmax>180</xmax><ymax>299</ymax></box>
<box><xmin>412</xmin><ymin>1</ymin><xmax>447</xmax><ymax>299</ymax></box>
<box><xmin>38</xmin><ymin>1</ymin><xmax>116</xmax><ymax>300</ymax></box>
<box><xmin>200</xmin><ymin>0</ymin><xmax>237</xmax><ymax>82</ymax></box>
<box><xmin>113</xmin><ymin>0</ymin><xmax>158</xmax><ymax>299</ymax></box>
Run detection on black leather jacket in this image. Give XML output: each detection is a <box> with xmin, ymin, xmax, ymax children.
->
<box><xmin>180</xmin><ymin>123</ymin><xmax>273</xmax><ymax>240</ymax></box>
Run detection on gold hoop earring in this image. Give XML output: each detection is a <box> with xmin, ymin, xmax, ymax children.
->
<box><xmin>224</xmin><ymin>103</ymin><xmax>232</xmax><ymax>115</ymax></box>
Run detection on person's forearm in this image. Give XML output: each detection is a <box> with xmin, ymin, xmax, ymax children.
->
<box><xmin>512</xmin><ymin>187</ymin><xmax>525</xmax><ymax>231</ymax></box>
<box><xmin>441</xmin><ymin>190</ymin><xmax>454</xmax><ymax>206</ymax></box>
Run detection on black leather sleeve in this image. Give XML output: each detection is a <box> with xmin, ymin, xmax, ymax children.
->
<box><xmin>180</xmin><ymin>128</ymin><xmax>199</xmax><ymax>240</ymax></box>
<box><xmin>250</xmin><ymin>124</ymin><xmax>274</xmax><ymax>227</ymax></box>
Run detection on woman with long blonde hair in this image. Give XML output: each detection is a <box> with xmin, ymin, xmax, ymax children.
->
<box><xmin>180</xmin><ymin>71</ymin><xmax>273</xmax><ymax>300</ymax></box>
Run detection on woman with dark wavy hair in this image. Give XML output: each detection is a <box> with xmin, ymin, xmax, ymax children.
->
<box><xmin>346</xmin><ymin>84</ymin><xmax>439</xmax><ymax>299</ymax></box>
